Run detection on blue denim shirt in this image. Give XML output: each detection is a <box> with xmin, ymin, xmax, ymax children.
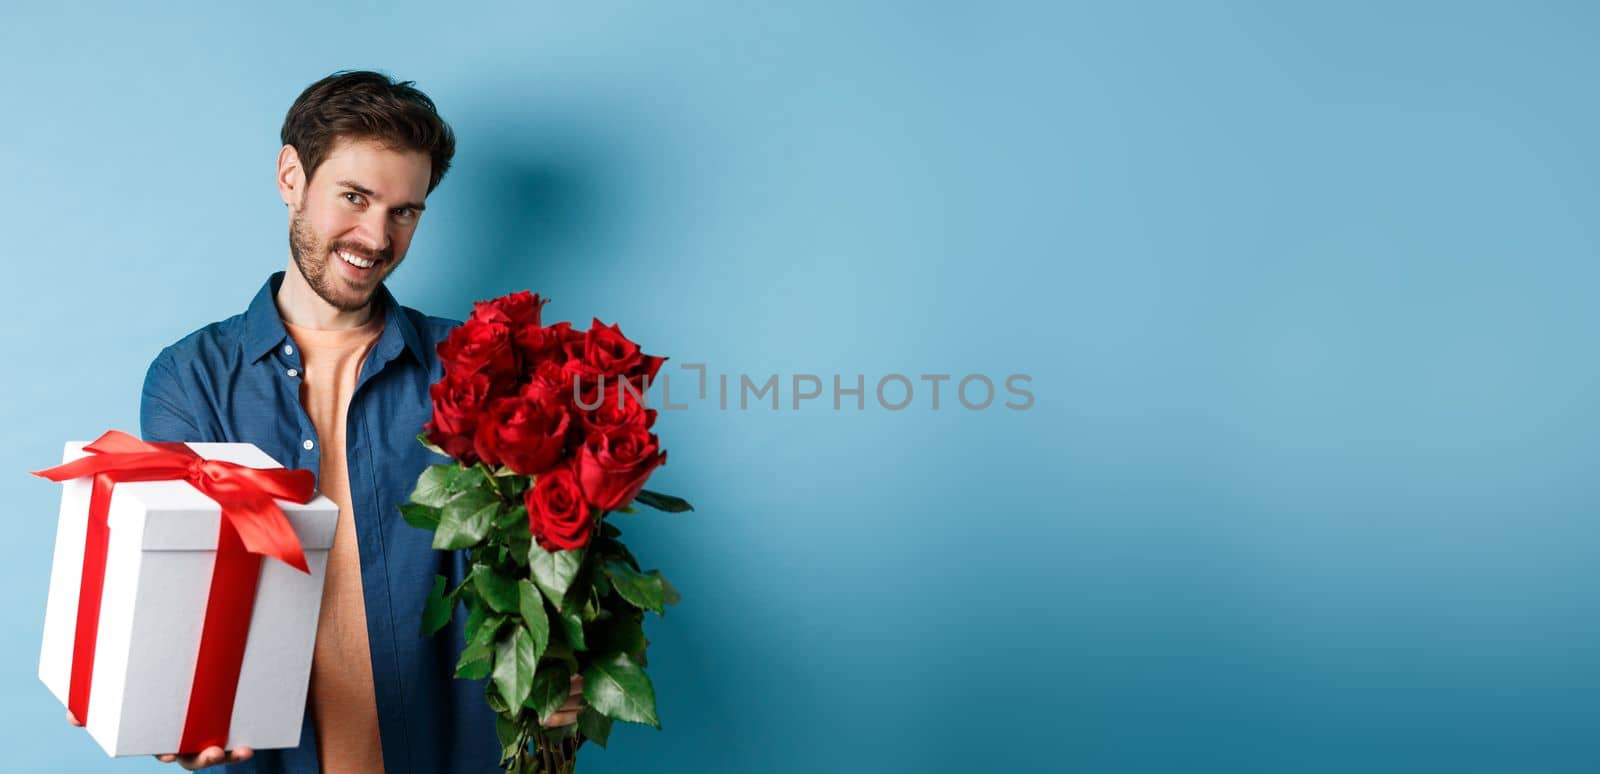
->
<box><xmin>139</xmin><ymin>271</ymin><xmax>499</xmax><ymax>773</ymax></box>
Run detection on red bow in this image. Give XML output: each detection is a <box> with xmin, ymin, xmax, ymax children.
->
<box><xmin>34</xmin><ymin>430</ymin><xmax>318</xmax><ymax>753</ymax></box>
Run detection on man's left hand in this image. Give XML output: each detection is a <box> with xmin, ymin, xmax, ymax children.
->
<box><xmin>539</xmin><ymin>674</ymin><xmax>585</xmax><ymax>728</ymax></box>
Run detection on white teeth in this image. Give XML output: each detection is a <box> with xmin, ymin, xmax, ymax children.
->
<box><xmin>338</xmin><ymin>250</ymin><xmax>375</xmax><ymax>269</ymax></box>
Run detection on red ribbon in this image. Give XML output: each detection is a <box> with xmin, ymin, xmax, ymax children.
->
<box><xmin>33</xmin><ymin>430</ymin><xmax>316</xmax><ymax>753</ymax></box>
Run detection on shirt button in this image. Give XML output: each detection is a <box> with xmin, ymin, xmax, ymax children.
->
<box><xmin>287</xmin><ymin>368</ymin><xmax>298</xmax><ymax>378</ymax></box>
<box><xmin>302</xmin><ymin>439</ymin><xmax>315</xmax><ymax>451</ymax></box>
<box><xmin>283</xmin><ymin>344</ymin><xmax>294</xmax><ymax>356</ymax></box>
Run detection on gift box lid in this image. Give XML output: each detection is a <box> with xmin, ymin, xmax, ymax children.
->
<box><xmin>61</xmin><ymin>441</ymin><xmax>338</xmax><ymax>553</ymax></box>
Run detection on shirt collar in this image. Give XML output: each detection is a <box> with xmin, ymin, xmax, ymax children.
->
<box><xmin>243</xmin><ymin>271</ymin><xmax>429</xmax><ymax>365</ymax></box>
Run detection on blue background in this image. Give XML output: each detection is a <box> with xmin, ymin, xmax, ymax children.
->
<box><xmin>3</xmin><ymin>2</ymin><xmax>1597</xmax><ymax>771</ymax></box>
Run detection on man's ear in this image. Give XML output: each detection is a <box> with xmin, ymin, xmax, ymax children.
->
<box><xmin>277</xmin><ymin>144</ymin><xmax>306</xmax><ymax>208</ymax></box>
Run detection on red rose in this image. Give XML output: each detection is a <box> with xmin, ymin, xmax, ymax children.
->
<box><xmin>525</xmin><ymin>467</ymin><xmax>592</xmax><ymax>551</ymax></box>
<box><xmin>472</xmin><ymin>385</ymin><xmax>571</xmax><ymax>475</ymax></box>
<box><xmin>515</xmin><ymin>320</ymin><xmax>576</xmax><ymax>370</ymax></box>
<box><xmin>578</xmin><ymin>385</ymin><xmax>657</xmax><ymax>437</ymax></box>
<box><xmin>521</xmin><ymin>359</ymin><xmax>574</xmax><ymax>407</ymax></box>
<box><xmin>471</xmin><ymin>290</ymin><xmax>547</xmax><ymax>329</ymax></box>
<box><xmin>561</xmin><ymin>318</ymin><xmax>666</xmax><ymax>387</ymax></box>
<box><xmin>437</xmin><ymin>318</ymin><xmax>518</xmax><ymax>385</ymax></box>
<box><xmin>425</xmin><ymin>372</ymin><xmax>494</xmax><ymax>463</ymax></box>
<box><xmin>575</xmin><ymin>426</ymin><xmax>666</xmax><ymax>511</ymax></box>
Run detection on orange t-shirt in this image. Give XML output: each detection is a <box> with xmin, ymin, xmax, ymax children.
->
<box><xmin>282</xmin><ymin>312</ymin><xmax>387</xmax><ymax>774</ymax></box>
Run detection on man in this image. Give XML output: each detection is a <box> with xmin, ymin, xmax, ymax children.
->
<box><xmin>76</xmin><ymin>70</ymin><xmax>582</xmax><ymax>772</ymax></box>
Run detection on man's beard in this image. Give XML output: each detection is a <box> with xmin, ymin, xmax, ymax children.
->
<box><xmin>288</xmin><ymin>211</ymin><xmax>397</xmax><ymax>312</ymax></box>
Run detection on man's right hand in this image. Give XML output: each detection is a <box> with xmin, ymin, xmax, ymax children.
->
<box><xmin>154</xmin><ymin>745</ymin><xmax>255</xmax><ymax>770</ymax></box>
<box><xmin>65</xmin><ymin>711</ymin><xmax>255</xmax><ymax>770</ymax></box>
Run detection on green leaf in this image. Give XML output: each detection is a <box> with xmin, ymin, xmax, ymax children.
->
<box><xmin>578</xmin><ymin>706</ymin><xmax>613</xmax><ymax>748</ymax></box>
<box><xmin>495</xmin><ymin>713</ymin><xmax>522</xmax><ymax>763</ymax></box>
<box><xmin>399</xmin><ymin>502</ymin><xmax>442</xmax><ymax>531</ymax></box>
<box><xmin>518</xmin><ymin>580</ymin><xmax>550</xmax><ymax>663</ymax></box>
<box><xmin>543</xmin><ymin>641</ymin><xmax>580</xmax><ymax>673</ymax></box>
<box><xmin>504</xmin><ymin>473</ymin><xmax>531</xmax><ymax>497</ymax></box>
<box><xmin>528</xmin><ymin>661</ymin><xmax>573</xmax><ymax>721</ymax></box>
<box><xmin>464</xmin><ymin>599</ymin><xmax>487</xmax><ymax>642</ymax></box>
<box><xmin>456</xmin><ymin>651</ymin><xmax>493</xmax><ymax>680</ymax></box>
<box><xmin>657</xmin><ymin>572</ymin><xmax>681</xmax><ymax>606</ymax></box>
<box><xmin>493</xmin><ymin>624</ymin><xmax>536</xmax><ymax>710</ymax></box>
<box><xmin>471</xmin><ymin>614</ymin><xmax>507</xmax><ymax>652</ymax></box>
<box><xmin>456</xmin><ymin>614</ymin><xmax>503</xmax><ymax>680</ymax></box>
<box><xmin>562</xmin><ymin>578</ymin><xmax>600</xmax><ymax>623</ymax></box>
<box><xmin>472</xmin><ymin>564</ymin><xmax>520</xmax><ymax>614</ymax></box>
<box><xmin>420</xmin><ymin>575</ymin><xmax>454</xmax><ymax>636</ymax></box>
<box><xmin>601</xmin><ymin>522</ymin><xmax>623</xmax><ymax>539</ymax></box>
<box><xmin>456</xmin><ymin>463</ymin><xmax>490</xmax><ymax>490</ymax></box>
<box><xmin>595</xmin><ymin>537</ymin><xmax>642</xmax><ymax>572</ymax></box>
<box><xmin>543</xmin><ymin>721</ymin><xmax>579</xmax><ymax>744</ymax></box>
<box><xmin>559</xmin><ymin>607</ymin><xmax>587</xmax><ymax>651</ymax></box>
<box><xmin>634</xmin><ymin>489</ymin><xmax>694</xmax><ymax>513</ymax></box>
<box><xmin>485</xmin><ymin>679</ymin><xmax>509</xmax><ymax>713</ymax></box>
<box><xmin>416</xmin><ymin>432</ymin><xmax>450</xmax><ymax>458</ymax></box>
<box><xmin>434</xmin><ymin>489</ymin><xmax>498</xmax><ymax>550</ymax></box>
<box><xmin>410</xmin><ymin>463</ymin><xmax>463</xmax><ymax>507</ymax></box>
<box><xmin>495</xmin><ymin>503</ymin><xmax>529</xmax><ymax>530</ymax></box>
<box><xmin>529</xmin><ymin>544</ymin><xmax>585</xmax><ymax>609</ymax></box>
<box><xmin>459</xmin><ymin>630</ymin><xmax>495</xmax><ymax>666</ymax></box>
<box><xmin>604</xmin><ymin>561</ymin><xmax>665</xmax><ymax>615</ymax></box>
<box><xmin>506</xmin><ymin>533</ymin><xmax>532</xmax><ymax>574</ymax></box>
<box><xmin>583</xmin><ymin>652</ymin><xmax>660</xmax><ymax>728</ymax></box>
<box><xmin>589</xmin><ymin>611</ymin><xmax>646</xmax><ymax>661</ymax></box>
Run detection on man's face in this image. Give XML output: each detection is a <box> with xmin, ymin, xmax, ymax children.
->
<box><xmin>285</xmin><ymin>137</ymin><xmax>432</xmax><ymax>311</ymax></box>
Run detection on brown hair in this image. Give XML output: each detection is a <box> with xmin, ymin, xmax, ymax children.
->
<box><xmin>280</xmin><ymin>70</ymin><xmax>457</xmax><ymax>195</ymax></box>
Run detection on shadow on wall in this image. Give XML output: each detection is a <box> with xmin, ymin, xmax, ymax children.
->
<box><xmin>421</xmin><ymin>90</ymin><xmax>655</xmax><ymax>313</ymax></box>
<box><xmin>427</xmin><ymin>147</ymin><xmax>601</xmax><ymax>308</ymax></box>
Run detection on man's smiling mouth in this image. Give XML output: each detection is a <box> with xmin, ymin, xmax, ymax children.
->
<box><xmin>337</xmin><ymin>249</ymin><xmax>377</xmax><ymax>269</ymax></box>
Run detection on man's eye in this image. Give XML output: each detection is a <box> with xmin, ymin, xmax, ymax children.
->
<box><xmin>392</xmin><ymin>208</ymin><xmax>415</xmax><ymax>221</ymax></box>
<box><xmin>344</xmin><ymin>192</ymin><xmax>365</xmax><ymax>206</ymax></box>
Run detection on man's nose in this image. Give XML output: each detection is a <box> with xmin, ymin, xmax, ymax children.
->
<box><xmin>351</xmin><ymin>211</ymin><xmax>393</xmax><ymax>255</ymax></box>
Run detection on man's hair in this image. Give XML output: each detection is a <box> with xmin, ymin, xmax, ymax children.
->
<box><xmin>281</xmin><ymin>70</ymin><xmax>456</xmax><ymax>195</ymax></box>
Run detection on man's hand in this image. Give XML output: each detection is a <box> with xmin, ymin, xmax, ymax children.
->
<box><xmin>539</xmin><ymin>674</ymin><xmax>586</xmax><ymax>728</ymax></box>
<box><xmin>153</xmin><ymin>745</ymin><xmax>254</xmax><ymax>770</ymax></box>
<box><xmin>65</xmin><ymin>711</ymin><xmax>254</xmax><ymax>770</ymax></box>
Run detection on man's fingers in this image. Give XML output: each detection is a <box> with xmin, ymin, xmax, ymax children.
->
<box><xmin>164</xmin><ymin>744</ymin><xmax>253</xmax><ymax>770</ymax></box>
<box><xmin>540</xmin><ymin>710</ymin><xmax>579</xmax><ymax>728</ymax></box>
<box><xmin>176</xmin><ymin>746</ymin><xmax>218</xmax><ymax>770</ymax></box>
<box><xmin>536</xmin><ymin>676</ymin><xmax>587</xmax><ymax>726</ymax></box>
<box><xmin>541</xmin><ymin>678</ymin><xmax>584</xmax><ymax>728</ymax></box>
<box><xmin>196</xmin><ymin>749</ymin><xmax>221</xmax><ymax>766</ymax></box>
<box><xmin>65</xmin><ymin>710</ymin><xmax>83</xmax><ymax>727</ymax></box>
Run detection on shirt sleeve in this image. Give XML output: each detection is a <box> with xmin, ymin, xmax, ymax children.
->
<box><xmin>140</xmin><ymin>349</ymin><xmax>200</xmax><ymax>442</ymax></box>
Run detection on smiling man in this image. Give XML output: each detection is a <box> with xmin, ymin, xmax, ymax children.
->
<box><xmin>114</xmin><ymin>71</ymin><xmax>584</xmax><ymax>773</ymax></box>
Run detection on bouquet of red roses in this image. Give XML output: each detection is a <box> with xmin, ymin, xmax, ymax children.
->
<box><xmin>401</xmin><ymin>291</ymin><xmax>691</xmax><ymax>774</ymax></box>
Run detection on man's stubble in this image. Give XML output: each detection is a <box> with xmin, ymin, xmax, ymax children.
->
<box><xmin>287</xmin><ymin>206</ymin><xmax>399</xmax><ymax>313</ymax></box>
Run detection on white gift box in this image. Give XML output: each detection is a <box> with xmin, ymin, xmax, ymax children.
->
<box><xmin>39</xmin><ymin>441</ymin><xmax>338</xmax><ymax>757</ymax></box>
